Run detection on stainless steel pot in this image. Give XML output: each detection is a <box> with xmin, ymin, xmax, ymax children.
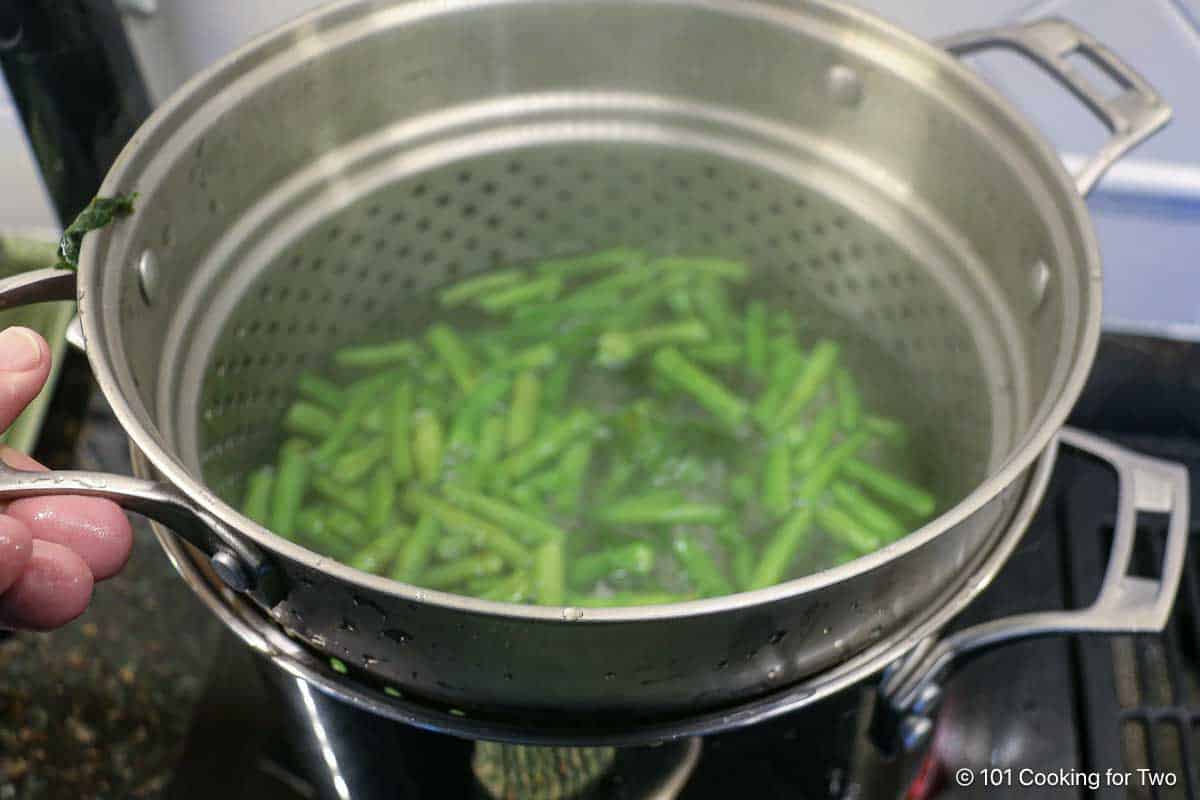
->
<box><xmin>0</xmin><ymin>1</ymin><xmax>1182</xmax><ymax>721</ymax></box>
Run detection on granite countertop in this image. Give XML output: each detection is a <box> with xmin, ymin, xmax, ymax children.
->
<box><xmin>0</xmin><ymin>354</ymin><xmax>222</xmax><ymax>799</ymax></box>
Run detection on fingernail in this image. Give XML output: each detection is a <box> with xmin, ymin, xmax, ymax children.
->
<box><xmin>0</xmin><ymin>328</ymin><xmax>43</xmax><ymax>372</ymax></box>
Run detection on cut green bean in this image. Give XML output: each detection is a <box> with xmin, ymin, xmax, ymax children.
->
<box><xmin>442</xmin><ymin>485</ymin><xmax>566</xmax><ymax>546</ymax></box>
<box><xmin>651</xmin><ymin>347</ymin><xmax>748</xmax><ymax>429</ymax></box>
<box><xmin>865</xmin><ymin>415</ymin><xmax>909</xmax><ymax>447</ymax></box>
<box><xmin>349</xmin><ymin>525</ymin><xmax>410</xmax><ymax>574</ymax></box>
<box><xmin>688</xmin><ymin>342</ymin><xmax>743</xmax><ymax>366</ymax></box>
<box><xmin>450</xmin><ymin>374</ymin><xmax>512</xmax><ymax>447</ymax></box>
<box><xmin>749</xmin><ymin>506</ymin><xmax>814</xmax><ymax>590</ymax></box>
<box><xmin>389</xmin><ymin>382</ymin><xmax>414</xmax><ymax>481</ymax></box>
<box><xmin>403</xmin><ymin>489</ymin><xmax>532</xmax><ymax>566</ymax></box>
<box><xmin>295</xmin><ymin>509</ymin><xmax>357</xmax><ymax>560</ymax></box>
<box><xmin>717</xmin><ymin>524</ymin><xmax>755</xmax><ymax>592</ymax></box>
<box><xmin>507</xmin><ymin>370</ymin><xmax>541</xmax><ymax>450</ymax></box>
<box><xmin>439</xmin><ymin>268</ymin><xmax>526</xmax><ymax>307</ymax></box>
<box><xmin>599</xmin><ymin>493</ymin><xmax>726</xmax><ymax>526</ymax></box>
<box><xmin>692</xmin><ymin>278</ymin><xmax>736</xmax><ymax>339</ymax></box>
<box><xmin>672</xmin><ymin>535</ymin><xmax>733</xmax><ymax>597</ymax></box>
<box><xmin>412</xmin><ymin>409</ymin><xmax>445</xmax><ymax>484</ymax></box>
<box><xmin>797</xmin><ymin>430</ymin><xmax>871</xmax><ymax>501</ymax></box>
<box><xmin>270</xmin><ymin>440</ymin><xmax>310</xmax><ymax>536</ymax></box>
<box><xmin>816</xmin><ymin>504</ymin><xmax>880</xmax><ymax>555</ymax></box>
<box><xmin>842</xmin><ymin>459</ymin><xmax>937</xmax><ymax>518</ymax></box>
<box><xmin>596</xmin><ymin>319</ymin><xmax>709</xmax><ymax>367</ymax></box>
<box><xmin>391</xmin><ymin>514</ymin><xmax>439</xmax><ymax>582</ymax></box>
<box><xmin>479</xmin><ymin>571</ymin><xmax>532</xmax><ymax>603</ymax></box>
<box><xmin>794</xmin><ymin>406</ymin><xmax>839</xmax><ymax>472</ymax></box>
<box><xmin>773</xmin><ymin>339</ymin><xmax>839</xmax><ymax>429</ymax></box>
<box><xmin>745</xmin><ymin>301</ymin><xmax>769</xmax><ymax>379</ymax></box>
<box><xmin>533</xmin><ymin>539</ymin><xmax>566</xmax><ymax>605</ymax></box>
<box><xmin>427</xmin><ymin>323</ymin><xmax>478</xmax><ymax>391</ymax></box>
<box><xmin>367</xmin><ymin>466</ymin><xmax>396</xmax><ymax>530</ymax></box>
<box><xmin>831</xmin><ymin>481</ymin><xmax>907</xmax><ymax>541</ymax></box>
<box><xmin>312</xmin><ymin>387</ymin><xmax>374</xmax><ymax>464</ymax></box>
<box><xmin>325</xmin><ymin>507</ymin><xmax>369</xmax><ymax>544</ymax></box>
<box><xmin>478</xmin><ymin>275</ymin><xmax>563</xmax><ymax>313</ymax></box>
<box><xmin>284</xmin><ymin>402</ymin><xmax>337</xmax><ymax>440</ymax></box>
<box><xmin>421</xmin><ymin>553</ymin><xmax>505</xmax><ymax>589</ymax></box>
<box><xmin>311</xmin><ymin>475</ymin><xmax>370</xmax><ymax>516</ymax></box>
<box><xmin>835</xmin><ymin>368</ymin><xmax>861</xmax><ymax>431</ymax></box>
<box><xmin>297</xmin><ymin>371</ymin><xmax>347</xmax><ymax>409</ymax></box>
<box><xmin>753</xmin><ymin>348</ymin><xmax>804</xmax><ymax>427</ymax></box>
<box><xmin>334</xmin><ymin>339</ymin><xmax>420</xmax><ymax>369</ymax></box>
<box><xmin>500</xmin><ymin>409</ymin><xmax>597</xmax><ymax>480</ymax></box>
<box><xmin>468</xmin><ymin>415</ymin><xmax>506</xmax><ymax>490</ymax></box>
<box><xmin>557</xmin><ymin>440</ymin><xmax>592</xmax><ymax>514</ymax></box>
<box><xmin>493</xmin><ymin>343</ymin><xmax>558</xmax><ymax>373</ymax></box>
<box><xmin>651</xmin><ymin>256</ymin><xmax>749</xmax><ymax>282</ymax></box>
<box><xmin>241</xmin><ymin>467</ymin><xmax>274</xmax><ymax>525</ymax></box>
<box><xmin>570</xmin><ymin>541</ymin><xmax>656</xmax><ymax>586</ymax></box>
<box><xmin>762</xmin><ymin>438</ymin><xmax>792</xmax><ymax>517</ymax></box>
<box><xmin>332</xmin><ymin>438</ymin><xmax>387</xmax><ymax>484</ymax></box>
<box><xmin>542</xmin><ymin>362</ymin><xmax>571</xmax><ymax>412</ymax></box>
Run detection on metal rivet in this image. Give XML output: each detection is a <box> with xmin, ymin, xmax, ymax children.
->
<box><xmin>827</xmin><ymin>65</ymin><xmax>864</xmax><ymax>108</ymax></box>
<box><xmin>137</xmin><ymin>249</ymin><xmax>159</xmax><ymax>305</ymax></box>
<box><xmin>1030</xmin><ymin>259</ymin><xmax>1051</xmax><ymax>311</ymax></box>
<box><xmin>211</xmin><ymin>550</ymin><xmax>253</xmax><ymax>591</ymax></box>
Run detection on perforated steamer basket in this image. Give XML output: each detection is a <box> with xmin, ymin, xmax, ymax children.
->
<box><xmin>0</xmin><ymin>0</ymin><xmax>1185</xmax><ymax>731</ymax></box>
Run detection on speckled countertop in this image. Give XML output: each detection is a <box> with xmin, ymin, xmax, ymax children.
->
<box><xmin>0</xmin><ymin>355</ymin><xmax>223</xmax><ymax>800</ymax></box>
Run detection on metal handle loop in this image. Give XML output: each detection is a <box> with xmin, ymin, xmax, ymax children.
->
<box><xmin>940</xmin><ymin>17</ymin><xmax>1171</xmax><ymax>195</ymax></box>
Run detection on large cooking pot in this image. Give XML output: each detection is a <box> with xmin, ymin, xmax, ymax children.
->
<box><xmin>0</xmin><ymin>1</ymin><xmax>1185</xmax><ymax>727</ymax></box>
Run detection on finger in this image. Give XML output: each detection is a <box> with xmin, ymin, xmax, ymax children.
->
<box><xmin>0</xmin><ymin>448</ymin><xmax>133</xmax><ymax>580</ymax></box>
<box><xmin>0</xmin><ymin>327</ymin><xmax>49</xmax><ymax>431</ymax></box>
<box><xmin>0</xmin><ymin>539</ymin><xmax>93</xmax><ymax>631</ymax></box>
<box><xmin>0</xmin><ymin>515</ymin><xmax>32</xmax><ymax>594</ymax></box>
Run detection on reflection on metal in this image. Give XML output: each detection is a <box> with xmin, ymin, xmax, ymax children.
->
<box><xmin>297</xmin><ymin>679</ymin><xmax>351</xmax><ymax>800</ymax></box>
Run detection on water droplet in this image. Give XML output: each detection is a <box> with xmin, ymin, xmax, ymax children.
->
<box><xmin>338</xmin><ymin>618</ymin><xmax>357</xmax><ymax>633</ymax></box>
<box><xmin>362</xmin><ymin>654</ymin><xmax>380</xmax><ymax>666</ymax></box>
<box><xmin>767</xmin><ymin>667</ymin><xmax>782</xmax><ymax>681</ymax></box>
<box><xmin>561</xmin><ymin>606</ymin><xmax>584</xmax><ymax>621</ymax></box>
<box><xmin>503</xmin><ymin>672</ymin><xmax>514</xmax><ymax>681</ymax></box>
<box><xmin>834</xmin><ymin>638</ymin><xmax>845</xmax><ymax>649</ymax></box>
<box><xmin>769</xmin><ymin>630</ymin><xmax>787</xmax><ymax>645</ymax></box>
<box><xmin>382</xmin><ymin>629</ymin><xmax>412</xmax><ymax>644</ymax></box>
<box><xmin>821</xmin><ymin>626</ymin><xmax>831</xmax><ymax>636</ymax></box>
<box><xmin>715</xmin><ymin>660</ymin><xmax>728</xmax><ymax>671</ymax></box>
<box><xmin>604</xmin><ymin>672</ymin><xmax>616</xmax><ymax>681</ymax></box>
<box><xmin>310</xmin><ymin>634</ymin><xmax>326</xmax><ymax>647</ymax></box>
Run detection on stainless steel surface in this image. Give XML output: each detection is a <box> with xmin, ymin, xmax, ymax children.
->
<box><xmin>0</xmin><ymin>1</ymin><xmax>1168</xmax><ymax>716</ymax></box>
<box><xmin>872</xmin><ymin>426</ymin><xmax>1190</xmax><ymax>752</ymax></box>
<box><xmin>940</xmin><ymin>18</ymin><xmax>1171</xmax><ymax>195</ymax></box>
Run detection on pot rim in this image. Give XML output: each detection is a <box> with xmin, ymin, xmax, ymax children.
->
<box><xmin>78</xmin><ymin>0</ymin><xmax>1101</xmax><ymax>622</ymax></box>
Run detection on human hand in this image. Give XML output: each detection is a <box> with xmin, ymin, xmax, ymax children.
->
<box><xmin>0</xmin><ymin>327</ymin><xmax>132</xmax><ymax>630</ymax></box>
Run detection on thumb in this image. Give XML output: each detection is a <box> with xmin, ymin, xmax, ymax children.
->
<box><xmin>0</xmin><ymin>327</ymin><xmax>49</xmax><ymax>432</ymax></box>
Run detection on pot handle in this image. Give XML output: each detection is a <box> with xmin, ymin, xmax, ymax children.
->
<box><xmin>869</xmin><ymin>426</ymin><xmax>1188</xmax><ymax>755</ymax></box>
<box><xmin>0</xmin><ymin>267</ymin><xmax>279</xmax><ymax>602</ymax></box>
<box><xmin>939</xmin><ymin>17</ymin><xmax>1171</xmax><ymax>196</ymax></box>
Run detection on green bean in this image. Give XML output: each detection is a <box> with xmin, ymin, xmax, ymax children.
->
<box><xmin>729</xmin><ymin>474</ymin><xmax>754</xmax><ymax>504</ymax></box>
<box><xmin>311</xmin><ymin>475</ymin><xmax>370</xmax><ymax>516</ymax></box>
<box><xmin>745</xmin><ymin>301</ymin><xmax>768</xmax><ymax>379</ymax></box>
<box><xmin>270</xmin><ymin>440</ymin><xmax>310</xmax><ymax>536</ymax></box>
<box><xmin>830</xmin><ymin>481</ymin><xmax>907</xmax><ymax>541</ymax></box>
<box><xmin>367</xmin><ymin>466</ymin><xmax>396</xmax><ymax>530</ymax></box>
<box><xmin>599</xmin><ymin>492</ymin><xmax>726</xmax><ymax>526</ymax></box>
<box><xmin>773</xmin><ymin>339</ymin><xmax>839</xmax><ymax>429</ymax></box>
<box><xmin>542</xmin><ymin>362</ymin><xmax>571</xmax><ymax>412</ymax></box>
<box><xmin>762</xmin><ymin>439</ymin><xmax>792</xmax><ymax>517</ymax></box>
<box><xmin>507</xmin><ymin>483</ymin><xmax>540</xmax><ymax>512</ymax></box>
<box><xmin>435</xmin><ymin>530</ymin><xmax>474</xmax><ymax>560</ymax></box>
<box><xmin>595</xmin><ymin>319</ymin><xmax>709</xmax><ymax>367</ymax></box>
<box><xmin>297</xmin><ymin>371</ymin><xmax>347</xmax><ymax>409</ymax></box>
<box><xmin>412</xmin><ymin>409</ymin><xmax>445</xmax><ymax>484</ymax></box>
<box><xmin>816</xmin><ymin>504</ymin><xmax>880</xmax><ymax>555</ymax></box>
<box><xmin>295</xmin><ymin>509</ymin><xmax>357</xmax><ymax>560</ymax></box>
<box><xmin>534</xmin><ymin>247</ymin><xmax>645</xmax><ymax>276</ymax></box>
<box><xmin>439</xmin><ymin>268</ymin><xmax>526</xmax><ymax>307</ymax></box>
<box><xmin>334</xmin><ymin>339</ymin><xmax>420</xmax><ymax>369</ymax></box>
<box><xmin>794</xmin><ymin>406</ymin><xmax>839</xmax><ymax>472</ymax></box>
<box><xmin>348</xmin><ymin>525</ymin><xmax>410</xmax><ymax>574</ymax></box>
<box><xmin>312</xmin><ymin>387</ymin><xmax>374</xmax><ymax>464</ymax></box>
<box><xmin>717</xmin><ymin>524</ymin><xmax>755</xmax><ymax>591</ymax></box>
<box><xmin>361</xmin><ymin>405</ymin><xmax>387</xmax><ymax>434</ymax></box>
<box><xmin>427</xmin><ymin>323</ymin><xmax>478</xmax><ymax>391</ymax></box>
<box><xmin>507</xmin><ymin>370</ymin><xmax>541</xmax><ymax>450</ymax></box>
<box><xmin>479</xmin><ymin>571</ymin><xmax>532</xmax><ymax>603</ymax></box>
<box><xmin>753</xmin><ymin>348</ymin><xmax>804</xmax><ymax>427</ymax></box>
<box><xmin>748</xmin><ymin>505</ymin><xmax>814</xmax><ymax>590</ymax></box>
<box><xmin>468</xmin><ymin>415</ymin><xmax>506</xmax><ymax>490</ymax></box>
<box><xmin>566</xmin><ymin>592</ymin><xmax>692</xmax><ymax>607</ymax></box>
<box><xmin>842</xmin><ymin>459</ymin><xmax>936</xmax><ymax>518</ymax></box>
<box><xmin>478</xmin><ymin>275</ymin><xmax>563</xmax><ymax>313</ymax></box>
<box><xmin>389</xmin><ymin>382</ymin><xmax>414</xmax><ymax>481</ymax></box>
<box><xmin>570</xmin><ymin>541</ymin><xmax>656</xmax><ymax>586</ymax></box>
<box><xmin>332</xmin><ymin>438</ymin><xmax>387</xmax><ymax>483</ymax></box>
<box><xmin>500</xmin><ymin>409</ymin><xmax>597</xmax><ymax>480</ymax></box>
<box><xmin>650</xmin><ymin>256</ymin><xmax>749</xmax><ymax>282</ymax></box>
<box><xmin>672</xmin><ymin>536</ymin><xmax>733</xmax><ymax>597</ymax></box>
<box><xmin>533</xmin><ymin>539</ymin><xmax>566</xmax><ymax>605</ymax></box>
<box><xmin>692</xmin><ymin>278</ymin><xmax>736</xmax><ymax>339</ymax></box>
<box><xmin>284</xmin><ymin>402</ymin><xmax>337</xmax><ymax>440</ymax></box>
<box><xmin>391</xmin><ymin>514</ymin><xmax>438</xmax><ymax>582</ymax></box>
<box><xmin>492</xmin><ymin>343</ymin><xmax>558</xmax><ymax>373</ymax></box>
<box><xmin>241</xmin><ymin>467</ymin><xmax>274</xmax><ymax>525</ymax></box>
<box><xmin>835</xmin><ymin>368</ymin><xmax>861</xmax><ymax>431</ymax></box>
<box><xmin>651</xmin><ymin>347</ymin><xmax>748</xmax><ymax>429</ymax></box>
<box><xmin>442</xmin><ymin>485</ymin><xmax>565</xmax><ymax>545</ymax></box>
<box><xmin>865</xmin><ymin>414</ymin><xmax>909</xmax><ymax>447</ymax></box>
<box><xmin>449</xmin><ymin>374</ymin><xmax>512</xmax><ymax>447</ymax></box>
<box><xmin>325</xmin><ymin>507</ymin><xmax>369</xmax><ymax>544</ymax></box>
<box><xmin>688</xmin><ymin>342</ymin><xmax>743</xmax><ymax>366</ymax></box>
<box><xmin>421</xmin><ymin>553</ymin><xmax>505</xmax><ymax>590</ymax></box>
<box><xmin>796</xmin><ymin>430</ymin><xmax>871</xmax><ymax>501</ymax></box>
<box><xmin>557</xmin><ymin>440</ymin><xmax>592</xmax><ymax>514</ymax></box>
<box><xmin>403</xmin><ymin>489</ymin><xmax>531</xmax><ymax>565</ymax></box>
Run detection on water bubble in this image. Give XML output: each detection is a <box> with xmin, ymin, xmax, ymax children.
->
<box><xmin>382</xmin><ymin>629</ymin><xmax>412</xmax><ymax>644</ymax></box>
<box><xmin>767</xmin><ymin>667</ymin><xmax>782</xmax><ymax>681</ymax></box>
<box><xmin>338</xmin><ymin>618</ymin><xmax>357</xmax><ymax>633</ymax></box>
<box><xmin>604</xmin><ymin>672</ymin><xmax>616</xmax><ymax>681</ymax></box>
<box><xmin>768</xmin><ymin>630</ymin><xmax>787</xmax><ymax>645</ymax></box>
<box><xmin>821</xmin><ymin>626</ymin><xmax>831</xmax><ymax>636</ymax></box>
